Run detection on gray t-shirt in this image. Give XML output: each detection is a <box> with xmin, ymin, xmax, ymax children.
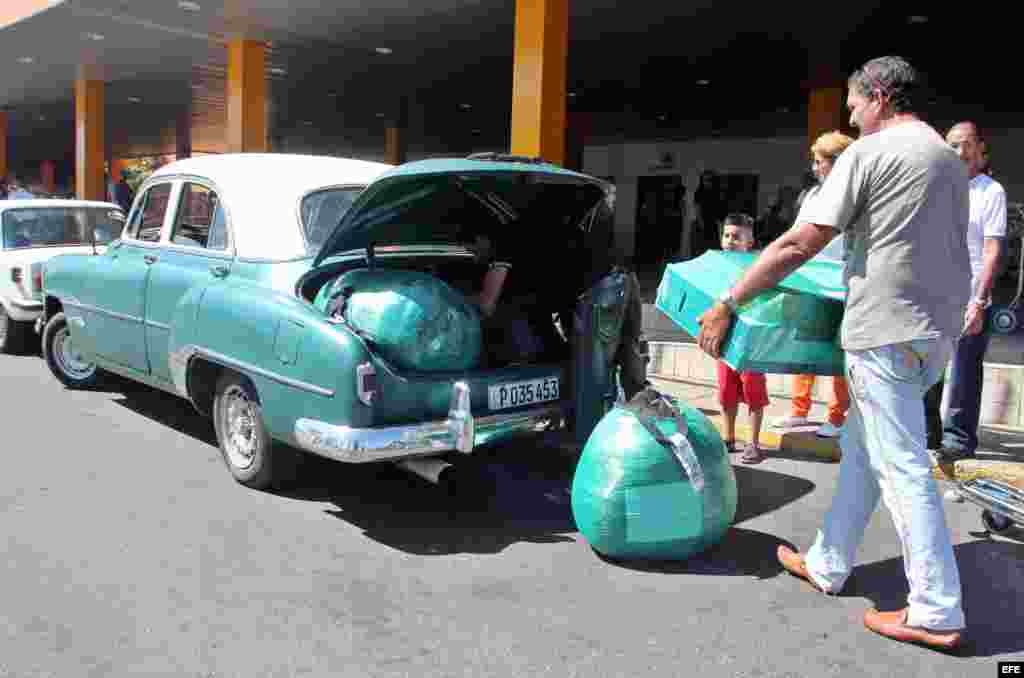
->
<box><xmin>800</xmin><ymin>120</ymin><xmax>971</xmax><ymax>351</ymax></box>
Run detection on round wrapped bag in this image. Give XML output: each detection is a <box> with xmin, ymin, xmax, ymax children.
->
<box><xmin>316</xmin><ymin>268</ymin><xmax>482</xmax><ymax>372</ymax></box>
<box><xmin>571</xmin><ymin>388</ymin><xmax>737</xmax><ymax>560</ymax></box>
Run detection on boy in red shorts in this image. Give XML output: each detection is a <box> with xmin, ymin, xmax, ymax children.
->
<box><xmin>716</xmin><ymin>213</ymin><xmax>770</xmax><ymax>464</ymax></box>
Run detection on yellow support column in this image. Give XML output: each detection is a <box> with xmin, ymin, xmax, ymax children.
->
<box><xmin>75</xmin><ymin>78</ymin><xmax>105</xmax><ymax>201</ymax></box>
<box><xmin>510</xmin><ymin>0</ymin><xmax>568</xmax><ymax>165</ymax></box>
<box><xmin>808</xmin><ymin>86</ymin><xmax>845</xmax><ymax>147</ymax></box>
<box><xmin>384</xmin><ymin>96</ymin><xmax>408</xmax><ymax>165</ymax></box>
<box><xmin>227</xmin><ymin>38</ymin><xmax>267</xmax><ymax>153</ymax></box>
<box><xmin>806</xmin><ymin>55</ymin><xmax>848</xmax><ymax>147</ymax></box>
<box><xmin>0</xmin><ymin>111</ymin><xmax>7</xmax><ymax>180</ymax></box>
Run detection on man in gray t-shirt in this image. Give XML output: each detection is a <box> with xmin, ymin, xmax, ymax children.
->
<box><xmin>696</xmin><ymin>56</ymin><xmax>969</xmax><ymax>650</ymax></box>
<box><xmin>802</xmin><ymin>121</ymin><xmax>970</xmax><ymax>349</ymax></box>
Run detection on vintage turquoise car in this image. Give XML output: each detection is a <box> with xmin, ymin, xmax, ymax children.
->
<box><xmin>40</xmin><ymin>153</ymin><xmax>646</xmax><ymax>490</ymax></box>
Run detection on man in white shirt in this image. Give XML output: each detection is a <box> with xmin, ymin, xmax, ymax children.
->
<box><xmin>935</xmin><ymin>122</ymin><xmax>1007</xmax><ymax>463</ymax></box>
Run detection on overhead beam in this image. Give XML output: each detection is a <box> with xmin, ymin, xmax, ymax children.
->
<box><xmin>510</xmin><ymin>0</ymin><xmax>568</xmax><ymax>165</ymax></box>
<box><xmin>75</xmin><ymin>77</ymin><xmax>105</xmax><ymax>201</ymax></box>
<box><xmin>227</xmin><ymin>38</ymin><xmax>267</xmax><ymax>153</ymax></box>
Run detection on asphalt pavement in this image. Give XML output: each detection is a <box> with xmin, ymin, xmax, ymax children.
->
<box><xmin>2</xmin><ymin>349</ymin><xmax>1023</xmax><ymax>677</ymax></box>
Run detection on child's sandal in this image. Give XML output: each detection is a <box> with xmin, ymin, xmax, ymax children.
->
<box><xmin>739</xmin><ymin>443</ymin><xmax>766</xmax><ymax>465</ymax></box>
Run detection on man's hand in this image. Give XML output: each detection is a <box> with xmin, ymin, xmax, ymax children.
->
<box><xmin>697</xmin><ymin>302</ymin><xmax>735</xmax><ymax>358</ymax></box>
<box><xmin>963</xmin><ymin>302</ymin><xmax>985</xmax><ymax>336</ymax></box>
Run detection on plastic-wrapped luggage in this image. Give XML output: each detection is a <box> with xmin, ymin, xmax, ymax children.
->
<box><xmin>656</xmin><ymin>250</ymin><xmax>845</xmax><ymax>375</ymax></box>
<box><xmin>571</xmin><ymin>388</ymin><xmax>737</xmax><ymax>560</ymax></box>
<box><xmin>314</xmin><ymin>268</ymin><xmax>482</xmax><ymax>372</ymax></box>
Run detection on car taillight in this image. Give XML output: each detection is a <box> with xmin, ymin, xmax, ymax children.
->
<box><xmin>32</xmin><ymin>267</ymin><xmax>43</xmax><ymax>291</ymax></box>
<box><xmin>11</xmin><ymin>267</ymin><xmax>23</xmax><ymax>284</ymax></box>
<box><xmin>356</xmin><ymin>362</ymin><xmax>378</xmax><ymax>406</ymax></box>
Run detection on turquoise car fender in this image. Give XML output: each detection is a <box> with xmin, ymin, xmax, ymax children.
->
<box><xmin>41</xmin><ymin>253</ymin><xmax>100</xmax><ymax>358</ymax></box>
<box><xmin>170</xmin><ymin>280</ymin><xmax>371</xmax><ymax>443</ymax></box>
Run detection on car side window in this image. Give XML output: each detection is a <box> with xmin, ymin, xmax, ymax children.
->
<box><xmin>170</xmin><ymin>183</ymin><xmax>227</xmax><ymax>251</ymax></box>
<box><xmin>126</xmin><ymin>183</ymin><xmax>172</xmax><ymax>243</ymax></box>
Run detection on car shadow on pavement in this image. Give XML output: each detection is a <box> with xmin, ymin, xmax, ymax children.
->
<box><xmin>107</xmin><ymin>379</ymin><xmax>218</xmax><ymax>447</ymax></box>
<box><xmin>288</xmin><ymin>448</ymin><xmax>816</xmax><ymax>565</ymax></box>
<box><xmin>840</xmin><ymin>538</ymin><xmax>1024</xmax><ymax>658</ymax></box>
<box><xmin>310</xmin><ymin>446</ymin><xmax>580</xmax><ymax>556</ymax></box>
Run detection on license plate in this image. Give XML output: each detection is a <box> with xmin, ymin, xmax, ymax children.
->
<box><xmin>488</xmin><ymin>376</ymin><xmax>560</xmax><ymax>411</ymax></box>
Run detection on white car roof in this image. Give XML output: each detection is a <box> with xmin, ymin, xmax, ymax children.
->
<box><xmin>148</xmin><ymin>154</ymin><xmax>393</xmax><ymax>260</ymax></box>
<box><xmin>0</xmin><ymin>199</ymin><xmax>122</xmax><ymax>211</ymax></box>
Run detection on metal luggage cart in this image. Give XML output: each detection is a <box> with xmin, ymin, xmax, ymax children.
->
<box><xmin>957</xmin><ymin>478</ymin><xmax>1024</xmax><ymax>536</ymax></box>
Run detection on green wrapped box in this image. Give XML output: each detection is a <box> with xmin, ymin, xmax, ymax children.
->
<box><xmin>655</xmin><ymin>250</ymin><xmax>846</xmax><ymax>375</ymax></box>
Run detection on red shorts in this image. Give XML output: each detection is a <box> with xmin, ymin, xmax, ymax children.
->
<box><xmin>717</xmin><ymin>362</ymin><xmax>770</xmax><ymax>410</ymax></box>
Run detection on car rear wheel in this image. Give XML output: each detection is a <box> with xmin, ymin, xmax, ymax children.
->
<box><xmin>42</xmin><ymin>312</ymin><xmax>100</xmax><ymax>388</ymax></box>
<box><xmin>212</xmin><ymin>371</ymin><xmax>295</xmax><ymax>490</ymax></box>
<box><xmin>0</xmin><ymin>307</ymin><xmax>28</xmax><ymax>354</ymax></box>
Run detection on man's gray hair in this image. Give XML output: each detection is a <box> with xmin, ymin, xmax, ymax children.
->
<box><xmin>848</xmin><ymin>56</ymin><xmax>921</xmax><ymax>114</ymax></box>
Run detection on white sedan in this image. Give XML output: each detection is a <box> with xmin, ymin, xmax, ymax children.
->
<box><xmin>0</xmin><ymin>199</ymin><xmax>125</xmax><ymax>352</ymax></box>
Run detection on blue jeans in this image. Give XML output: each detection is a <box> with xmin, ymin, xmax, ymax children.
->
<box><xmin>804</xmin><ymin>338</ymin><xmax>965</xmax><ymax>631</ymax></box>
<box><xmin>941</xmin><ymin>320</ymin><xmax>991</xmax><ymax>456</ymax></box>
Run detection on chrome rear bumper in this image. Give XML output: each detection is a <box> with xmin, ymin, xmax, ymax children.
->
<box><xmin>293</xmin><ymin>381</ymin><xmax>563</xmax><ymax>463</ymax></box>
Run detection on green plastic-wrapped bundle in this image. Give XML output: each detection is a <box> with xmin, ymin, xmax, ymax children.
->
<box><xmin>656</xmin><ymin>250</ymin><xmax>846</xmax><ymax>375</ymax></box>
<box><xmin>314</xmin><ymin>268</ymin><xmax>482</xmax><ymax>372</ymax></box>
<box><xmin>571</xmin><ymin>389</ymin><xmax>737</xmax><ymax>560</ymax></box>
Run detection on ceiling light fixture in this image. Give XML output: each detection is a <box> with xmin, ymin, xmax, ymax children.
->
<box><xmin>696</xmin><ymin>79</ymin><xmax>710</xmax><ymax>86</ymax></box>
<box><xmin>17</xmin><ymin>56</ymin><xmax>35</xmax><ymax>64</ymax></box>
<box><xmin>301</xmin><ymin>120</ymin><xmax>314</xmax><ymax>126</ymax></box>
<box><xmin>178</xmin><ymin>1</ymin><xmax>201</xmax><ymax>11</ymax></box>
<box><xmin>374</xmin><ymin>47</ymin><xmax>393</xmax><ymax>55</ymax></box>
<box><xmin>127</xmin><ymin>97</ymin><xmax>142</xmax><ymax>103</ymax></box>
<box><xmin>375</xmin><ymin>112</ymin><xmax>386</xmax><ymax>118</ymax></box>
<box><xmin>269</xmin><ymin>67</ymin><xmax>286</xmax><ymax>76</ymax></box>
<box><xmin>84</xmin><ymin>32</ymin><xmax>105</xmax><ymax>41</ymax></box>
<box><xmin>907</xmin><ymin>15</ymin><xmax>929</xmax><ymax>23</ymax></box>
<box><xmin>458</xmin><ymin>103</ymin><xmax>472</xmax><ymax>111</ymax></box>
<box><xmin>568</xmin><ymin>91</ymin><xmax>577</xmax><ymax>98</ymax></box>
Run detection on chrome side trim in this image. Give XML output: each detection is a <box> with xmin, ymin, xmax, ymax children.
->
<box><xmin>144</xmin><ymin>319</ymin><xmax>171</xmax><ymax>331</ymax></box>
<box><xmin>187</xmin><ymin>346</ymin><xmax>335</xmax><ymax>398</ymax></box>
<box><xmin>67</xmin><ymin>300</ymin><xmax>141</xmax><ymax>325</ymax></box>
<box><xmin>294</xmin><ymin>382</ymin><xmax>562</xmax><ymax>463</ymax></box>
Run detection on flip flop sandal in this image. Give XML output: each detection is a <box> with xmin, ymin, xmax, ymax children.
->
<box><xmin>740</xmin><ymin>444</ymin><xmax>766</xmax><ymax>465</ymax></box>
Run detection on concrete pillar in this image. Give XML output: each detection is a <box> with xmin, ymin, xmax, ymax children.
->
<box><xmin>510</xmin><ymin>0</ymin><xmax>568</xmax><ymax>165</ymax></box>
<box><xmin>0</xmin><ymin>111</ymin><xmax>7</xmax><ymax>180</ymax></box>
<box><xmin>75</xmin><ymin>77</ymin><xmax>105</xmax><ymax>201</ymax></box>
<box><xmin>227</xmin><ymin>38</ymin><xmax>267</xmax><ymax>153</ymax></box>
<box><xmin>176</xmin><ymin>107</ymin><xmax>192</xmax><ymax>160</ymax></box>
<box><xmin>40</xmin><ymin>160</ymin><xmax>56</xmax><ymax>194</ymax></box>
<box><xmin>806</xmin><ymin>53</ymin><xmax>848</xmax><ymax>148</ymax></box>
<box><xmin>384</xmin><ymin>96</ymin><xmax>408</xmax><ymax>165</ymax></box>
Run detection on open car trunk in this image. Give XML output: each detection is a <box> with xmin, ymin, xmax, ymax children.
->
<box><xmin>295</xmin><ymin>160</ymin><xmax>644</xmax><ymax>441</ymax></box>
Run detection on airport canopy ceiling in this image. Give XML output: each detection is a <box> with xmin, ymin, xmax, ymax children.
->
<box><xmin>1</xmin><ymin>1</ymin><xmax>1017</xmax><ymax>163</ymax></box>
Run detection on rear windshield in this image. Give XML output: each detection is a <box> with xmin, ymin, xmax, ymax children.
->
<box><xmin>300</xmin><ymin>187</ymin><xmax>363</xmax><ymax>254</ymax></box>
<box><xmin>2</xmin><ymin>206</ymin><xmax>126</xmax><ymax>250</ymax></box>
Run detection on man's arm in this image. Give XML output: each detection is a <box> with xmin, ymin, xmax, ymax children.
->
<box><xmin>730</xmin><ymin>222</ymin><xmax>837</xmax><ymax>304</ymax></box>
<box><xmin>974</xmin><ymin>237</ymin><xmax>1003</xmax><ymax>304</ymax></box>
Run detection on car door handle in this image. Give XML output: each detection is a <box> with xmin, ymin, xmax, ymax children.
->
<box><xmin>143</xmin><ymin>254</ymin><xmax>158</xmax><ymax>265</ymax></box>
<box><xmin>209</xmin><ymin>265</ymin><xmax>229</xmax><ymax>278</ymax></box>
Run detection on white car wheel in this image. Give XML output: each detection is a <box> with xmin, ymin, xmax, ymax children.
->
<box><xmin>42</xmin><ymin>312</ymin><xmax>99</xmax><ymax>388</ymax></box>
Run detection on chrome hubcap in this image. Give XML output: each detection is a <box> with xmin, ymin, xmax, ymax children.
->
<box><xmin>223</xmin><ymin>386</ymin><xmax>258</xmax><ymax>470</ymax></box>
<box><xmin>53</xmin><ymin>326</ymin><xmax>96</xmax><ymax>380</ymax></box>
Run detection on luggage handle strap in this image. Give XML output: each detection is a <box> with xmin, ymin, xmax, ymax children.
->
<box><xmin>621</xmin><ymin>388</ymin><xmax>705</xmax><ymax>492</ymax></box>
